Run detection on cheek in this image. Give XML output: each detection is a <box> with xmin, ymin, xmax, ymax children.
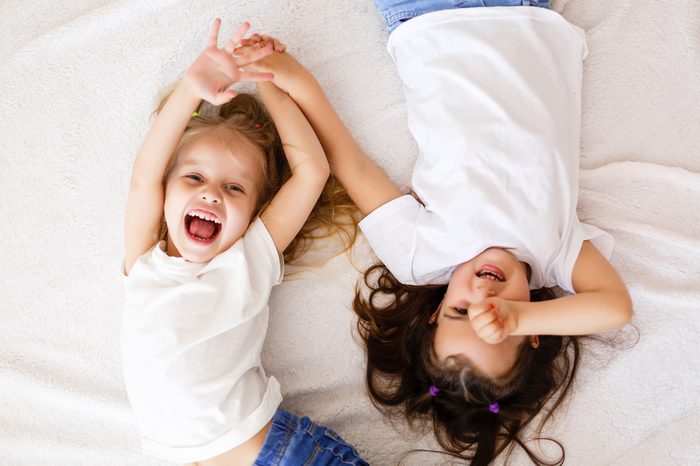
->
<box><xmin>221</xmin><ymin>198</ymin><xmax>256</xmax><ymax>237</ymax></box>
<box><xmin>510</xmin><ymin>278</ymin><xmax>531</xmax><ymax>302</ymax></box>
<box><xmin>432</xmin><ymin>328</ymin><xmax>452</xmax><ymax>362</ymax></box>
<box><xmin>163</xmin><ymin>186</ymin><xmax>186</xmax><ymax>223</ymax></box>
<box><xmin>446</xmin><ymin>265</ymin><xmax>475</xmax><ymax>293</ymax></box>
<box><xmin>162</xmin><ymin>192</ymin><xmax>178</xmax><ymax>227</ymax></box>
<box><xmin>232</xmin><ymin>194</ymin><xmax>258</xmax><ymax>217</ymax></box>
<box><xmin>434</xmin><ymin>321</ymin><xmax>475</xmax><ymax>361</ymax></box>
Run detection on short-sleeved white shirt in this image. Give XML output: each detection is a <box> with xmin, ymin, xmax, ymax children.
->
<box><xmin>359</xmin><ymin>7</ymin><xmax>613</xmax><ymax>292</ymax></box>
<box><xmin>122</xmin><ymin>217</ymin><xmax>283</xmax><ymax>463</ymax></box>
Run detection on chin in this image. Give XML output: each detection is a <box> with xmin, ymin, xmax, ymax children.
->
<box><xmin>183</xmin><ymin>250</ymin><xmax>217</xmax><ymax>263</ymax></box>
<box><xmin>182</xmin><ymin>235</ymin><xmax>242</xmax><ymax>263</ymax></box>
<box><xmin>169</xmin><ymin>230</ymin><xmax>221</xmax><ymax>263</ymax></box>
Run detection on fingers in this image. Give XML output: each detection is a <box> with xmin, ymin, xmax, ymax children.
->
<box><xmin>207</xmin><ymin>19</ymin><xmax>253</xmax><ymax>54</ymax></box>
<box><xmin>239</xmin><ymin>34</ymin><xmax>286</xmax><ymax>52</ymax></box>
<box><xmin>235</xmin><ymin>42</ymin><xmax>273</xmax><ymax>67</ymax></box>
<box><xmin>209</xmin><ymin>89</ymin><xmax>238</xmax><ymax>106</ymax></box>
<box><xmin>207</xmin><ymin>43</ymin><xmax>273</xmax><ymax>83</ymax></box>
<box><xmin>207</xmin><ymin>48</ymin><xmax>242</xmax><ymax>80</ymax></box>
<box><xmin>467</xmin><ymin>301</ymin><xmax>492</xmax><ymax>321</ymax></box>
<box><xmin>470</xmin><ymin>304</ymin><xmax>503</xmax><ymax>332</ymax></box>
<box><xmin>479</xmin><ymin>325</ymin><xmax>507</xmax><ymax>344</ymax></box>
<box><xmin>209</xmin><ymin>20</ymin><xmax>278</xmax><ymax>56</ymax></box>
<box><xmin>223</xmin><ymin>21</ymin><xmax>251</xmax><ymax>53</ymax></box>
<box><xmin>474</xmin><ymin>319</ymin><xmax>506</xmax><ymax>343</ymax></box>
<box><xmin>491</xmin><ymin>303</ymin><xmax>506</xmax><ymax>329</ymax></box>
<box><xmin>207</xmin><ymin>18</ymin><xmax>222</xmax><ymax>49</ymax></box>
<box><xmin>469</xmin><ymin>301</ymin><xmax>508</xmax><ymax>344</ymax></box>
<box><xmin>260</xmin><ymin>34</ymin><xmax>286</xmax><ymax>52</ymax></box>
<box><xmin>244</xmin><ymin>33</ymin><xmax>262</xmax><ymax>45</ymax></box>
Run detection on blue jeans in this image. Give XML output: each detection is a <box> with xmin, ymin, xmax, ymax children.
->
<box><xmin>253</xmin><ymin>409</ymin><xmax>368</xmax><ymax>465</ymax></box>
<box><xmin>374</xmin><ymin>0</ymin><xmax>550</xmax><ymax>32</ymax></box>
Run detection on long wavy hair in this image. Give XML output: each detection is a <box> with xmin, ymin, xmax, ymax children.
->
<box><xmin>354</xmin><ymin>263</ymin><xmax>581</xmax><ymax>465</ymax></box>
<box><xmin>155</xmin><ymin>89</ymin><xmax>358</xmax><ymax>263</ymax></box>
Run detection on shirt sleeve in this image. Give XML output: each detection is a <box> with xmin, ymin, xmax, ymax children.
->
<box><xmin>359</xmin><ymin>195</ymin><xmax>423</xmax><ymax>285</ymax></box>
<box><xmin>555</xmin><ymin>221</ymin><xmax>614</xmax><ymax>293</ymax></box>
<box><xmin>242</xmin><ymin>217</ymin><xmax>284</xmax><ymax>287</ymax></box>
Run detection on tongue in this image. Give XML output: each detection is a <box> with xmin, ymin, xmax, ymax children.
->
<box><xmin>189</xmin><ymin>217</ymin><xmax>216</xmax><ymax>239</ymax></box>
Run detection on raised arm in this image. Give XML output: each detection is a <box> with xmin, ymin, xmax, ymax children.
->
<box><xmin>513</xmin><ymin>241</ymin><xmax>633</xmax><ymax>335</ymax></box>
<box><xmin>123</xmin><ymin>81</ymin><xmax>199</xmax><ymax>275</ymax></box>
<box><xmin>469</xmin><ymin>241</ymin><xmax>633</xmax><ymax>343</ymax></box>
<box><xmin>123</xmin><ymin>20</ymin><xmax>272</xmax><ymax>274</ymax></box>
<box><xmin>257</xmin><ymin>81</ymin><xmax>330</xmax><ymax>254</ymax></box>
<box><xmin>240</xmin><ymin>37</ymin><xmax>402</xmax><ymax>216</ymax></box>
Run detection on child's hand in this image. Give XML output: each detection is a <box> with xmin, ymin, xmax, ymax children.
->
<box><xmin>235</xmin><ymin>34</ymin><xmax>306</xmax><ymax>94</ymax></box>
<box><xmin>183</xmin><ymin>19</ymin><xmax>274</xmax><ymax>105</ymax></box>
<box><xmin>468</xmin><ymin>297</ymin><xmax>519</xmax><ymax>345</ymax></box>
<box><xmin>239</xmin><ymin>33</ymin><xmax>286</xmax><ymax>53</ymax></box>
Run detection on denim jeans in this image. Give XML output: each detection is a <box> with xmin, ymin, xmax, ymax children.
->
<box><xmin>253</xmin><ymin>409</ymin><xmax>368</xmax><ymax>465</ymax></box>
<box><xmin>374</xmin><ymin>0</ymin><xmax>551</xmax><ymax>32</ymax></box>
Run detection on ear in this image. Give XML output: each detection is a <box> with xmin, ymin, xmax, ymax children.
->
<box><xmin>428</xmin><ymin>300</ymin><xmax>443</xmax><ymax>325</ymax></box>
<box><xmin>530</xmin><ymin>335</ymin><xmax>540</xmax><ymax>349</ymax></box>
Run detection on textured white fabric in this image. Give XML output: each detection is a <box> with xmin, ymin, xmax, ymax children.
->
<box><xmin>360</xmin><ymin>8</ymin><xmax>612</xmax><ymax>291</ymax></box>
<box><xmin>122</xmin><ymin>217</ymin><xmax>283</xmax><ymax>462</ymax></box>
<box><xmin>2</xmin><ymin>1</ymin><xmax>699</xmax><ymax>465</ymax></box>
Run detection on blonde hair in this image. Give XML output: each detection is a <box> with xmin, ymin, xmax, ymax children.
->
<box><xmin>154</xmin><ymin>86</ymin><xmax>358</xmax><ymax>264</ymax></box>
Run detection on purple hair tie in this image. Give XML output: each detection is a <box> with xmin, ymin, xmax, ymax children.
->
<box><xmin>428</xmin><ymin>385</ymin><xmax>440</xmax><ymax>397</ymax></box>
<box><xmin>488</xmin><ymin>402</ymin><xmax>500</xmax><ymax>414</ymax></box>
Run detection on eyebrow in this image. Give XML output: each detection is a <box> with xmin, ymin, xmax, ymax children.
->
<box><xmin>444</xmin><ymin>353</ymin><xmax>477</xmax><ymax>372</ymax></box>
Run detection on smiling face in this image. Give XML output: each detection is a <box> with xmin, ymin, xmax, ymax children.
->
<box><xmin>163</xmin><ymin>129</ymin><xmax>264</xmax><ymax>263</ymax></box>
<box><xmin>433</xmin><ymin>248</ymin><xmax>532</xmax><ymax>379</ymax></box>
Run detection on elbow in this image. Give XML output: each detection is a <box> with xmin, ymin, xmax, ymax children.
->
<box><xmin>613</xmin><ymin>290</ymin><xmax>634</xmax><ymax>329</ymax></box>
<box><xmin>303</xmin><ymin>159</ymin><xmax>330</xmax><ymax>196</ymax></box>
<box><xmin>319</xmin><ymin>157</ymin><xmax>331</xmax><ymax>179</ymax></box>
<box><xmin>290</xmin><ymin>155</ymin><xmax>330</xmax><ymax>185</ymax></box>
<box><xmin>311</xmin><ymin>157</ymin><xmax>331</xmax><ymax>184</ymax></box>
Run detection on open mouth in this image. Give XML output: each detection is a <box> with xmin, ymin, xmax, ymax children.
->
<box><xmin>184</xmin><ymin>211</ymin><xmax>222</xmax><ymax>243</ymax></box>
<box><xmin>476</xmin><ymin>265</ymin><xmax>505</xmax><ymax>282</ymax></box>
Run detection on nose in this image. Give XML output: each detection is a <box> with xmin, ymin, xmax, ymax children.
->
<box><xmin>473</xmin><ymin>286</ymin><xmax>497</xmax><ymax>302</ymax></box>
<box><xmin>200</xmin><ymin>186</ymin><xmax>222</xmax><ymax>204</ymax></box>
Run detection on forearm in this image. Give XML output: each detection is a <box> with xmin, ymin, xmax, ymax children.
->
<box><xmin>257</xmin><ymin>80</ymin><xmax>330</xmax><ymax>253</ymax></box>
<box><xmin>513</xmin><ymin>289</ymin><xmax>633</xmax><ymax>336</ymax></box>
<box><xmin>285</xmin><ymin>71</ymin><xmax>358</xmax><ymax>171</ymax></box>
<box><xmin>130</xmin><ymin>80</ymin><xmax>200</xmax><ymax>187</ymax></box>
<box><xmin>282</xmin><ymin>69</ymin><xmax>401</xmax><ymax>215</ymax></box>
<box><xmin>257</xmin><ymin>81</ymin><xmax>329</xmax><ymax>182</ymax></box>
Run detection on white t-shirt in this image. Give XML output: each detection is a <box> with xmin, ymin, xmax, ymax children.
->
<box><xmin>359</xmin><ymin>7</ymin><xmax>613</xmax><ymax>292</ymax></box>
<box><xmin>121</xmin><ymin>217</ymin><xmax>283</xmax><ymax>463</ymax></box>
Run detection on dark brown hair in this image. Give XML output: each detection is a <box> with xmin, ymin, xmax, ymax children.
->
<box><xmin>156</xmin><ymin>90</ymin><xmax>358</xmax><ymax>263</ymax></box>
<box><xmin>354</xmin><ymin>263</ymin><xmax>580</xmax><ymax>465</ymax></box>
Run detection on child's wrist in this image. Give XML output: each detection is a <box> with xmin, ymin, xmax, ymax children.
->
<box><xmin>284</xmin><ymin>69</ymin><xmax>314</xmax><ymax>99</ymax></box>
<box><xmin>510</xmin><ymin>300</ymin><xmax>532</xmax><ymax>336</ymax></box>
<box><xmin>175</xmin><ymin>79</ymin><xmax>202</xmax><ymax>107</ymax></box>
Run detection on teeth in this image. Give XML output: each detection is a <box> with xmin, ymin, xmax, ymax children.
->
<box><xmin>477</xmin><ymin>270</ymin><xmax>505</xmax><ymax>282</ymax></box>
<box><xmin>188</xmin><ymin>212</ymin><xmax>221</xmax><ymax>224</ymax></box>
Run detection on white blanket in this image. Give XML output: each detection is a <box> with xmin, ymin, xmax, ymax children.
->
<box><xmin>1</xmin><ymin>0</ymin><xmax>698</xmax><ymax>464</ymax></box>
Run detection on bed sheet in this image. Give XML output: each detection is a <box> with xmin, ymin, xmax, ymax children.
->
<box><xmin>1</xmin><ymin>0</ymin><xmax>698</xmax><ymax>464</ymax></box>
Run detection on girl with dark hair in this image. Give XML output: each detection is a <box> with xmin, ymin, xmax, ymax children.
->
<box><xmin>239</xmin><ymin>1</ymin><xmax>632</xmax><ymax>463</ymax></box>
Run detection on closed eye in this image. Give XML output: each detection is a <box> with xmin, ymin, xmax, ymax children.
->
<box><xmin>452</xmin><ymin>307</ymin><xmax>469</xmax><ymax>316</ymax></box>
